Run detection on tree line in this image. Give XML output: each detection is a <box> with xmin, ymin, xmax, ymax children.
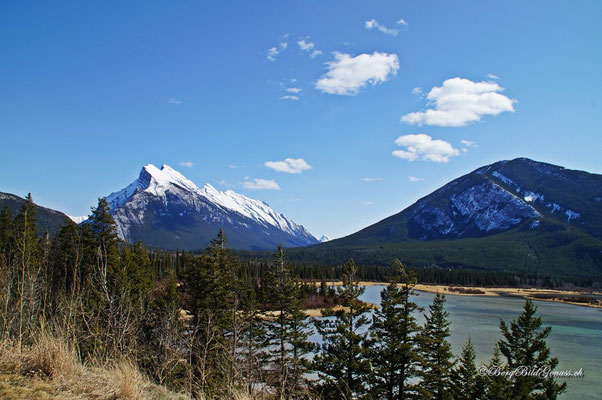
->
<box><xmin>0</xmin><ymin>195</ymin><xmax>567</xmax><ymax>399</ymax></box>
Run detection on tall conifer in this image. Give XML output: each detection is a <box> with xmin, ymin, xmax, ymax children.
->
<box><xmin>417</xmin><ymin>293</ymin><xmax>455</xmax><ymax>400</ymax></box>
<box><xmin>498</xmin><ymin>299</ymin><xmax>566</xmax><ymax>399</ymax></box>
<box><xmin>369</xmin><ymin>259</ymin><xmax>422</xmax><ymax>399</ymax></box>
<box><xmin>313</xmin><ymin>258</ymin><xmax>371</xmax><ymax>400</ymax></box>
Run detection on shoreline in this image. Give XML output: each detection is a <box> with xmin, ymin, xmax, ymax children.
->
<box><xmin>311</xmin><ymin>281</ymin><xmax>602</xmax><ymax>310</ymax></box>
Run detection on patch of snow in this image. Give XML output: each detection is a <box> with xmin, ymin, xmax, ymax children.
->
<box><xmin>530</xmin><ymin>220</ymin><xmax>541</xmax><ymax>229</ymax></box>
<box><xmin>491</xmin><ymin>171</ymin><xmax>515</xmax><ymax>187</ymax></box>
<box><xmin>523</xmin><ymin>191</ymin><xmax>544</xmax><ymax>203</ymax></box>
<box><xmin>565</xmin><ymin>209</ymin><xmax>580</xmax><ymax>222</ymax></box>
<box><xmin>68</xmin><ymin>215</ymin><xmax>88</xmax><ymax>224</ymax></box>
<box><xmin>546</xmin><ymin>203</ymin><xmax>561</xmax><ymax>213</ymax></box>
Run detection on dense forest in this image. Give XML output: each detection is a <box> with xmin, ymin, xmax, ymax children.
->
<box><xmin>0</xmin><ymin>195</ymin><xmax>569</xmax><ymax>399</ymax></box>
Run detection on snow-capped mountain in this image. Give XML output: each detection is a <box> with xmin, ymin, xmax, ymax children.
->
<box><xmin>328</xmin><ymin>158</ymin><xmax>602</xmax><ymax>245</ymax></box>
<box><xmin>103</xmin><ymin>164</ymin><xmax>318</xmax><ymax>250</ymax></box>
<box><xmin>319</xmin><ymin>235</ymin><xmax>331</xmax><ymax>242</ymax></box>
<box><xmin>68</xmin><ymin>215</ymin><xmax>88</xmax><ymax>224</ymax></box>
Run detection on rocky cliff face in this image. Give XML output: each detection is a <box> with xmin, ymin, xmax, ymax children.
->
<box><xmin>104</xmin><ymin>164</ymin><xmax>318</xmax><ymax>250</ymax></box>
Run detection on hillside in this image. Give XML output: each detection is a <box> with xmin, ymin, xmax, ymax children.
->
<box><xmin>0</xmin><ymin>192</ymin><xmax>70</xmax><ymax>236</ymax></box>
<box><xmin>286</xmin><ymin>158</ymin><xmax>602</xmax><ymax>279</ymax></box>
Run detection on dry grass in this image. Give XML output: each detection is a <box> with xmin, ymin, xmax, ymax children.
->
<box><xmin>0</xmin><ymin>335</ymin><xmax>191</xmax><ymax>400</ymax></box>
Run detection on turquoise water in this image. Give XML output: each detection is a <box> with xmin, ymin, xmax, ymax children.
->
<box><xmin>352</xmin><ymin>285</ymin><xmax>602</xmax><ymax>399</ymax></box>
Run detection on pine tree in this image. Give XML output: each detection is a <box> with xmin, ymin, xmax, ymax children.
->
<box><xmin>182</xmin><ymin>229</ymin><xmax>240</xmax><ymax>397</ymax></box>
<box><xmin>483</xmin><ymin>344</ymin><xmax>511</xmax><ymax>400</ymax></box>
<box><xmin>498</xmin><ymin>299</ymin><xmax>566</xmax><ymax>399</ymax></box>
<box><xmin>417</xmin><ymin>293</ymin><xmax>455</xmax><ymax>400</ymax></box>
<box><xmin>313</xmin><ymin>258</ymin><xmax>371</xmax><ymax>400</ymax></box>
<box><xmin>0</xmin><ymin>207</ymin><xmax>13</xmax><ymax>266</ymax></box>
<box><xmin>239</xmin><ymin>273</ymin><xmax>268</xmax><ymax>397</ymax></box>
<box><xmin>263</xmin><ymin>245</ymin><xmax>313</xmax><ymax>399</ymax></box>
<box><xmin>452</xmin><ymin>337</ymin><xmax>484</xmax><ymax>400</ymax></box>
<box><xmin>50</xmin><ymin>220</ymin><xmax>81</xmax><ymax>299</ymax></box>
<box><xmin>140</xmin><ymin>265</ymin><xmax>184</xmax><ymax>389</ymax></box>
<box><xmin>13</xmin><ymin>193</ymin><xmax>39</xmax><ymax>346</ymax></box>
<box><xmin>368</xmin><ymin>259</ymin><xmax>422</xmax><ymax>399</ymax></box>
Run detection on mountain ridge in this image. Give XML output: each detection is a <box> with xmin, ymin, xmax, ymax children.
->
<box><xmin>289</xmin><ymin>158</ymin><xmax>602</xmax><ymax>278</ymax></box>
<box><xmin>104</xmin><ymin>164</ymin><xmax>318</xmax><ymax>250</ymax></box>
<box><xmin>0</xmin><ymin>192</ymin><xmax>70</xmax><ymax>236</ymax></box>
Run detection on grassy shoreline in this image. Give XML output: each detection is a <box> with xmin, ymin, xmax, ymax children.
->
<box><xmin>302</xmin><ymin>281</ymin><xmax>602</xmax><ymax>311</ymax></box>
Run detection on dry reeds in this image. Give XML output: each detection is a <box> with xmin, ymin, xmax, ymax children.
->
<box><xmin>0</xmin><ymin>334</ymin><xmax>192</xmax><ymax>400</ymax></box>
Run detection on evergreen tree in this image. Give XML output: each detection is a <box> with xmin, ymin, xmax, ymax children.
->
<box><xmin>50</xmin><ymin>220</ymin><xmax>81</xmax><ymax>299</ymax></box>
<box><xmin>263</xmin><ymin>245</ymin><xmax>313</xmax><ymax>399</ymax></box>
<box><xmin>417</xmin><ymin>293</ymin><xmax>455</xmax><ymax>400</ymax></box>
<box><xmin>13</xmin><ymin>193</ymin><xmax>39</xmax><ymax>346</ymax></box>
<box><xmin>313</xmin><ymin>258</ymin><xmax>371</xmax><ymax>400</ymax></box>
<box><xmin>0</xmin><ymin>207</ymin><xmax>13</xmax><ymax>266</ymax></box>
<box><xmin>483</xmin><ymin>344</ymin><xmax>511</xmax><ymax>400</ymax></box>
<box><xmin>88</xmin><ymin>198</ymin><xmax>120</xmax><ymax>281</ymax></box>
<box><xmin>140</xmin><ymin>265</ymin><xmax>184</xmax><ymax>389</ymax></box>
<box><xmin>181</xmin><ymin>229</ymin><xmax>240</xmax><ymax>397</ymax></box>
<box><xmin>368</xmin><ymin>259</ymin><xmax>422</xmax><ymax>399</ymax></box>
<box><xmin>238</xmin><ymin>273</ymin><xmax>268</xmax><ymax>397</ymax></box>
<box><xmin>498</xmin><ymin>299</ymin><xmax>566</xmax><ymax>399</ymax></box>
<box><xmin>452</xmin><ymin>337</ymin><xmax>484</xmax><ymax>400</ymax></box>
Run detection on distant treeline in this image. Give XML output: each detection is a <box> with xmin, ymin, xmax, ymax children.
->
<box><xmin>0</xmin><ymin>196</ymin><xmax>572</xmax><ymax>398</ymax></box>
<box><xmin>235</xmin><ymin>249</ymin><xmax>602</xmax><ymax>289</ymax></box>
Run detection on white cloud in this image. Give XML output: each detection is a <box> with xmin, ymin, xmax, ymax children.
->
<box><xmin>298</xmin><ymin>37</ymin><xmax>322</xmax><ymax>58</ymax></box>
<box><xmin>487</xmin><ymin>73</ymin><xmax>500</xmax><ymax>80</ymax></box>
<box><xmin>267</xmin><ymin>47</ymin><xmax>279</xmax><ymax>61</ymax></box>
<box><xmin>229</xmin><ymin>164</ymin><xmax>238</xmax><ymax>169</ymax></box>
<box><xmin>297</xmin><ymin>38</ymin><xmax>315</xmax><ymax>51</ymax></box>
<box><xmin>365</xmin><ymin>201</ymin><xmax>374</xmax><ymax>206</ymax></box>
<box><xmin>265</xmin><ymin>158</ymin><xmax>312</xmax><ymax>174</ymax></box>
<box><xmin>361</xmin><ymin>177</ymin><xmax>382</xmax><ymax>182</ymax></box>
<box><xmin>280</xmin><ymin>95</ymin><xmax>299</xmax><ymax>101</ymax></box>
<box><xmin>408</xmin><ymin>176</ymin><xmax>425</xmax><ymax>182</ymax></box>
<box><xmin>393</xmin><ymin>134</ymin><xmax>460</xmax><ymax>163</ymax></box>
<box><xmin>179</xmin><ymin>161</ymin><xmax>194</xmax><ymax>168</ymax></box>
<box><xmin>412</xmin><ymin>87</ymin><xmax>424</xmax><ymax>98</ymax></box>
<box><xmin>401</xmin><ymin>77</ymin><xmax>516</xmax><ymax>127</ymax></box>
<box><xmin>267</xmin><ymin>41</ymin><xmax>288</xmax><ymax>61</ymax></box>
<box><xmin>315</xmin><ymin>52</ymin><xmax>399</xmax><ymax>95</ymax></box>
<box><xmin>168</xmin><ymin>98</ymin><xmax>182</xmax><ymax>105</ymax></box>
<box><xmin>365</xmin><ymin>19</ymin><xmax>398</xmax><ymax>36</ymax></box>
<box><xmin>397</xmin><ymin>19</ymin><xmax>408</xmax><ymax>27</ymax></box>
<box><xmin>243</xmin><ymin>178</ymin><xmax>281</xmax><ymax>190</ymax></box>
<box><xmin>286</xmin><ymin>87</ymin><xmax>302</xmax><ymax>93</ymax></box>
<box><xmin>461</xmin><ymin>139</ymin><xmax>477</xmax><ymax>147</ymax></box>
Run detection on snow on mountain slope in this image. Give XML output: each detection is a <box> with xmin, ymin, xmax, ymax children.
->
<box><xmin>331</xmin><ymin>158</ymin><xmax>602</xmax><ymax>245</ymax></box>
<box><xmin>199</xmin><ymin>183</ymin><xmax>305</xmax><ymax>236</ymax></box>
<box><xmin>68</xmin><ymin>215</ymin><xmax>88</xmax><ymax>224</ymax></box>
<box><xmin>319</xmin><ymin>235</ymin><xmax>331</xmax><ymax>242</ymax></box>
<box><xmin>103</xmin><ymin>164</ymin><xmax>318</xmax><ymax>250</ymax></box>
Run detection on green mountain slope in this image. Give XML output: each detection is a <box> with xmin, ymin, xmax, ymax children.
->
<box><xmin>0</xmin><ymin>192</ymin><xmax>70</xmax><ymax>236</ymax></box>
<box><xmin>287</xmin><ymin>158</ymin><xmax>602</xmax><ymax>279</ymax></box>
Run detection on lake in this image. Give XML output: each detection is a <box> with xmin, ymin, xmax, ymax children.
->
<box><xmin>310</xmin><ymin>285</ymin><xmax>602</xmax><ymax>400</ymax></box>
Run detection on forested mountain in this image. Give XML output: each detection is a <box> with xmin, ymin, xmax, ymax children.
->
<box><xmin>0</xmin><ymin>191</ymin><xmax>69</xmax><ymax>236</ymax></box>
<box><xmin>289</xmin><ymin>158</ymin><xmax>602</xmax><ymax>278</ymax></box>
<box><xmin>104</xmin><ymin>164</ymin><xmax>318</xmax><ymax>250</ymax></box>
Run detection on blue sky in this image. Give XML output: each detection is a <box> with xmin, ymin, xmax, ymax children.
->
<box><xmin>1</xmin><ymin>0</ymin><xmax>601</xmax><ymax>239</ymax></box>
